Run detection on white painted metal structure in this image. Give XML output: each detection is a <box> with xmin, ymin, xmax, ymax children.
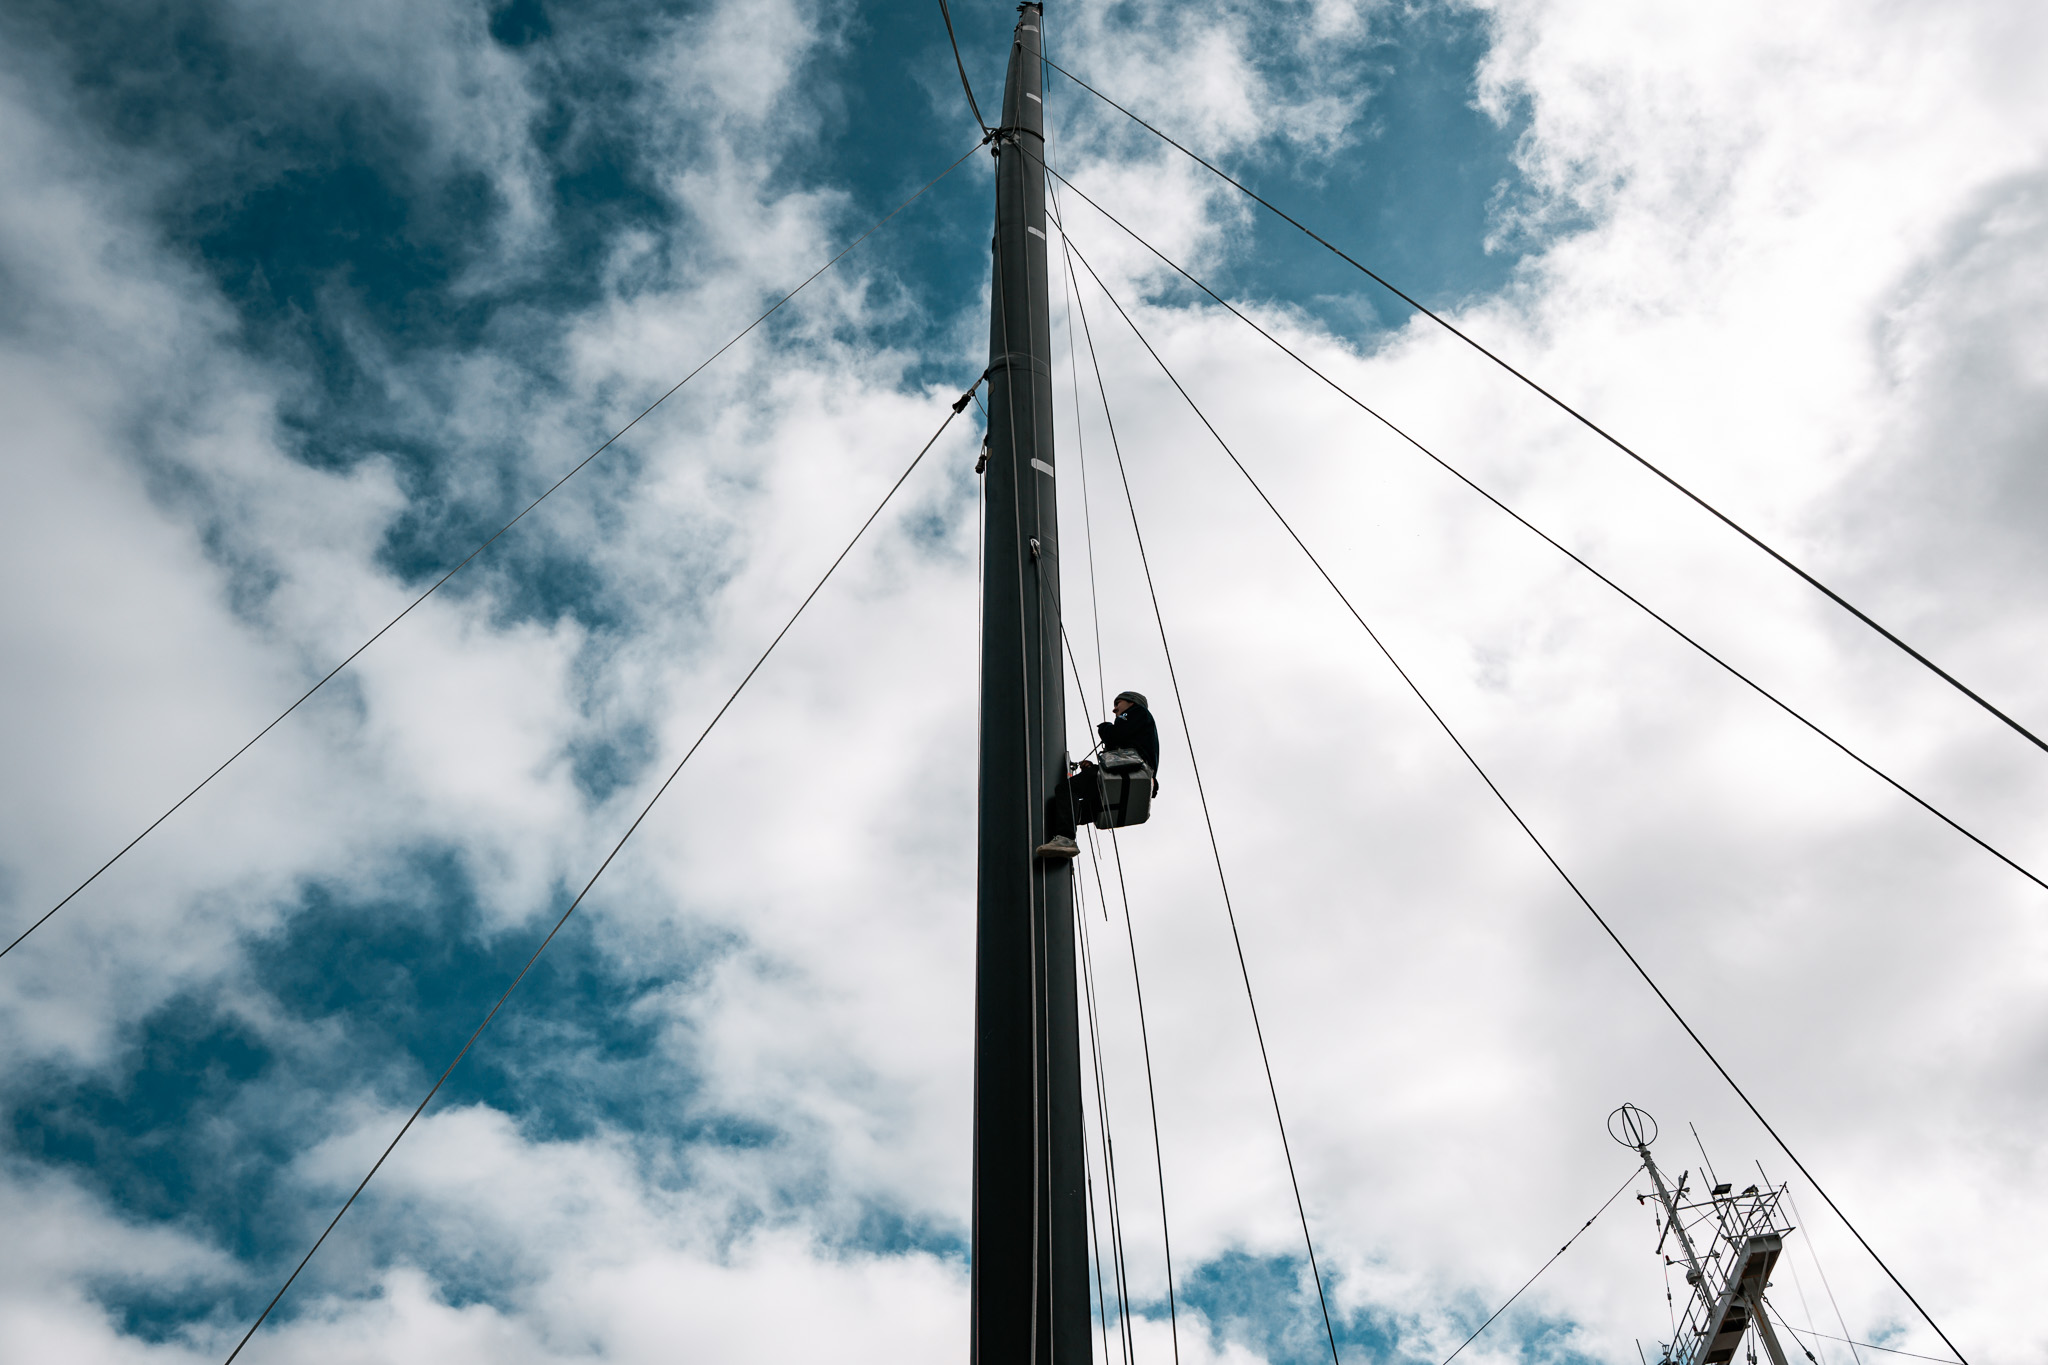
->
<box><xmin>1613</xmin><ymin>1105</ymin><xmax>1799</xmax><ymax>1365</ymax></box>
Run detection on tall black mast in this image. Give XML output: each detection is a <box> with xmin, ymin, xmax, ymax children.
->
<box><xmin>972</xmin><ymin>5</ymin><xmax>1091</xmax><ymax>1363</ymax></box>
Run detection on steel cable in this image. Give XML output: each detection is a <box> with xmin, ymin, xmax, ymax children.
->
<box><xmin>1076</xmin><ymin>849</ymin><xmax>1140</xmax><ymax>1365</ymax></box>
<box><xmin>1103</xmin><ymin>823</ymin><xmax>1180</xmax><ymax>1364</ymax></box>
<box><xmin>1057</xmin><ymin>261</ymin><xmax>1186</xmax><ymax>1362</ymax></box>
<box><xmin>2</xmin><ymin>139</ymin><xmax>989</xmax><ymax>965</ymax></box>
<box><xmin>1769</xmin><ymin>1312</ymin><xmax>1960</xmax><ymax>1365</ymax></box>
<box><xmin>1017</xmin><ymin>141</ymin><xmax>2048</xmax><ymax>903</ymax></box>
<box><xmin>1055</xmin><ymin>129</ymin><xmax>1134</xmax><ymax>1343</ymax></box>
<box><xmin>1439</xmin><ymin>1163</ymin><xmax>1643</xmax><ymax>1365</ymax></box>
<box><xmin>1053</xmin><ymin>206</ymin><xmax>1342</xmax><ymax>1365</ymax></box>
<box><xmin>1784</xmin><ymin>1183</ymin><xmax>1870</xmax><ymax>1365</ymax></box>
<box><xmin>218</xmin><ymin>383</ymin><xmax>982</xmax><ymax>1364</ymax></box>
<box><xmin>1051</xmin><ymin>220</ymin><xmax>1969</xmax><ymax>1365</ymax></box>
<box><xmin>1072</xmin><ymin>859</ymin><xmax>1116</xmax><ymax>1365</ymax></box>
<box><xmin>1052</xmin><ymin>109</ymin><xmax>1139</xmax><ymax>1347</ymax></box>
<box><xmin>1042</xmin><ymin>58</ymin><xmax>2048</xmax><ymax>762</ymax></box>
<box><xmin>936</xmin><ymin>0</ymin><xmax>989</xmax><ymax>134</ymax></box>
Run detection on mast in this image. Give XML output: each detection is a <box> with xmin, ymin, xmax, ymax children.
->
<box><xmin>972</xmin><ymin>5</ymin><xmax>1092</xmax><ymax>1364</ymax></box>
<box><xmin>1614</xmin><ymin>1105</ymin><xmax>1794</xmax><ymax>1365</ymax></box>
<box><xmin>1618</xmin><ymin>1105</ymin><xmax>1710</xmax><ymax>1290</ymax></box>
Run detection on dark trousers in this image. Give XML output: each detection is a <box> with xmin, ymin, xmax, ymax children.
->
<box><xmin>1044</xmin><ymin>763</ymin><xmax>1097</xmax><ymax>840</ymax></box>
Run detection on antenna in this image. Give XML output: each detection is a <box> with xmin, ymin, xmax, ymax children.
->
<box><xmin>1612</xmin><ymin>1105</ymin><xmax>1798</xmax><ymax>1365</ymax></box>
<box><xmin>1692</xmin><ymin>1121</ymin><xmax>1723</xmax><ymax>1191</ymax></box>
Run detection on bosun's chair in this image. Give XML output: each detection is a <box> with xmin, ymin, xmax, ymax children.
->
<box><xmin>1072</xmin><ymin>748</ymin><xmax>1153</xmax><ymax>830</ymax></box>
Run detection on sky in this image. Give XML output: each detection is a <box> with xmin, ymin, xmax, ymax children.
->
<box><xmin>1</xmin><ymin>1</ymin><xmax>2045</xmax><ymax>1362</ymax></box>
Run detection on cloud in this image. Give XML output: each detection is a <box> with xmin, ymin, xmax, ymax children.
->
<box><xmin>2</xmin><ymin>0</ymin><xmax>2045</xmax><ymax>1362</ymax></box>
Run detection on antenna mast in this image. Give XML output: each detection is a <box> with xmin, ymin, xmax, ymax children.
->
<box><xmin>1613</xmin><ymin>1105</ymin><xmax>1798</xmax><ymax>1365</ymax></box>
<box><xmin>972</xmin><ymin>6</ymin><xmax>1092</xmax><ymax>1364</ymax></box>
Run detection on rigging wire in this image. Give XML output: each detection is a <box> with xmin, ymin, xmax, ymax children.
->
<box><xmin>1082</xmin><ymin>834</ymin><xmax>1141</xmax><ymax>1365</ymax></box>
<box><xmin>1076</xmin><ymin>836</ymin><xmax>1141</xmax><ymax>1365</ymax></box>
<box><xmin>1768</xmin><ymin>1314</ymin><xmax>1961</xmax><ymax>1365</ymax></box>
<box><xmin>1073</xmin><ymin>855</ymin><xmax>1117</xmax><ymax>1365</ymax></box>
<box><xmin>1060</xmin><ymin>564</ymin><xmax>1188</xmax><ymax>1363</ymax></box>
<box><xmin>1104</xmin><ymin>820</ymin><xmax>1181</xmax><ymax>1365</ymax></box>
<box><xmin>1016</xmin><ymin>142</ymin><xmax>2048</xmax><ymax>903</ymax></box>
<box><xmin>1052</xmin><ymin>101</ymin><xmax>1140</xmax><ymax>1365</ymax></box>
<box><xmin>1052</xmin><ymin>94</ymin><xmax>1136</xmax><ymax>1331</ymax></box>
<box><xmin>1041</xmin><ymin>36</ymin><xmax>1110</xmax><ymax>720</ymax></box>
<box><xmin>0</xmin><ymin>139</ymin><xmax>990</xmax><ymax>967</ymax></box>
<box><xmin>1664</xmin><ymin>1258</ymin><xmax>1679</xmax><ymax>1339</ymax></box>
<box><xmin>1777</xmin><ymin>1231</ymin><xmax>1833</xmax><ymax>1365</ymax></box>
<box><xmin>1053</xmin><ymin>273</ymin><xmax>1174</xmax><ymax>1362</ymax></box>
<box><xmin>1693</xmin><ymin>1123</ymin><xmax>1724</xmax><ymax>1190</ymax></box>
<box><xmin>217</xmin><ymin>383</ymin><xmax>984</xmax><ymax>1365</ymax></box>
<box><xmin>1046</xmin><ymin>48</ymin><xmax>1157</xmax><ymax>1360</ymax></box>
<box><xmin>1439</xmin><ymin>1163</ymin><xmax>1643</xmax><ymax>1365</ymax></box>
<box><xmin>1040</xmin><ymin>57</ymin><xmax>2048</xmax><ymax>763</ymax></box>
<box><xmin>1054</xmin><ymin>208</ymin><xmax>1343</xmax><ymax>1365</ymax></box>
<box><xmin>935</xmin><ymin>0</ymin><xmax>989</xmax><ymax>135</ymax></box>
<box><xmin>1073</xmin><ymin>888</ymin><xmax>1113</xmax><ymax>1363</ymax></box>
<box><xmin>1084</xmin><ymin>1163</ymin><xmax>1113</xmax><ymax>1365</ymax></box>
<box><xmin>1783</xmin><ymin>1183</ymin><xmax>1869</xmax><ymax>1365</ymax></box>
<box><xmin>1048</xmin><ymin>221</ymin><xmax>1971</xmax><ymax>1365</ymax></box>
<box><xmin>1048</xmin><ymin>158</ymin><xmax>1195</xmax><ymax>1362</ymax></box>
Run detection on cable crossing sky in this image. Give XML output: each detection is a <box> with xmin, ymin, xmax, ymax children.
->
<box><xmin>0</xmin><ymin>140</ymin><xmax>987</xmax><ymax>966</ymax></box>
<box><xmin>1053</xmin><ymin>189</ymin><xmax>1343</xmax><ymax>1365</ymax></box>
<box><xmin>1022</xmin><ymin>141</ymin><xmax>2048</xmax><ymax>906</ymax></box>
<box><xmin>219</xmin><ymin>382</ymin><xmax>984</xmax><ymax>1365</ymax></box>
<box><xmin>1048</xmin><ymin>206</ymin><xmax>1967</xmax><ymax>1363</ymax></box>
<box><xmin>11</xmin><ymin>12</ymin><xmax>2016</xmax><ymax>1361</ymax></box>
<box><xmin>1044</xmin><ymin>56</ymin><xmax>2048</xmax><ymax>766</ymax></box>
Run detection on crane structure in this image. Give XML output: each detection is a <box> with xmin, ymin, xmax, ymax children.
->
<box><xmin>1613</xmin><ymin>1105</ymin><xmax>1800</xmax><ymax>1365</ymax></box>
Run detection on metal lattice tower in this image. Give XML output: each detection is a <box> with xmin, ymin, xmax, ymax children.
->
<box><xmin>1612</xmin><ymin>1105</ymin><xmax>1800</xmax><ymax>1365</ymax></box>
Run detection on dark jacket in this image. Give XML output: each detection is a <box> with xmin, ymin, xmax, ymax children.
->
<box><xmin>1097</xmin><ymin>704</ymin><xmax>1161</xmax><ymax>775</ymax></box>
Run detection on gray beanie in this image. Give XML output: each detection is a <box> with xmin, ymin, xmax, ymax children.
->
<box><xmin>1113</xmin><ymin>690</ymin><xmax>1148</xmax><ymax>710</ymax></box>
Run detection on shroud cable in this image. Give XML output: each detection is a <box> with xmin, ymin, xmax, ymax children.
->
<box><xmin>218</xmin><ymin>383</ymin><xmax>983</xmax><ymax>1364</ymax></box>
<box><xmin>1053</xmin><ymin>221</ymin><xmax>1968</xmax><ymax>1365</ymax></box>
<box><xmin>1054</xmin><ymin>206</ymin><xmax>1342</xmax><ymax>1365</ymax></box>
<box><xmin>1042</xmin><ymin>58</ymin><xmax>2048</xmax><ymax>761</ymax></box>
<box><xmin>1017</xmin><ymin>143</ymin><xmax>2048</xmax><ymax>904</ymax></box>
<box><xmin>2</xmin><ymin>139</ymin><xmax>988</xmax><ymax>965</ymax></box>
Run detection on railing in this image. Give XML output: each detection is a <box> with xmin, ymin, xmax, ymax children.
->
<box><xmin>1660</xmin><ymin>1184</ymin><xmax>1793</xmax><ymax>1365</ymax></box>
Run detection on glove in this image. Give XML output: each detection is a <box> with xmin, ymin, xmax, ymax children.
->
<box><xmin>1097</xmin><ymin>720</ymin><xmax>1116</xmax><ymax>744</ymax></box>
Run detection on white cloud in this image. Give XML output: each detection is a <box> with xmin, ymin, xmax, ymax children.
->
<box><xmin>2</xmin><ymin>0</ymin><xmax>2045</xmax><ymax>1361</ymax></box>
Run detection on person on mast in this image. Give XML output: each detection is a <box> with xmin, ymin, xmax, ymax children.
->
<box><xmin>1037</xmin><ymin>691</ymin><xmax>1160</xmax><ymax>859</ymax></box>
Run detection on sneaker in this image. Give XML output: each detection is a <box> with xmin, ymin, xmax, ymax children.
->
<box><xmin>1035</xmin><ymin>835</ymin><xmax>1080</xmax><ymax>860</ymax></box>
